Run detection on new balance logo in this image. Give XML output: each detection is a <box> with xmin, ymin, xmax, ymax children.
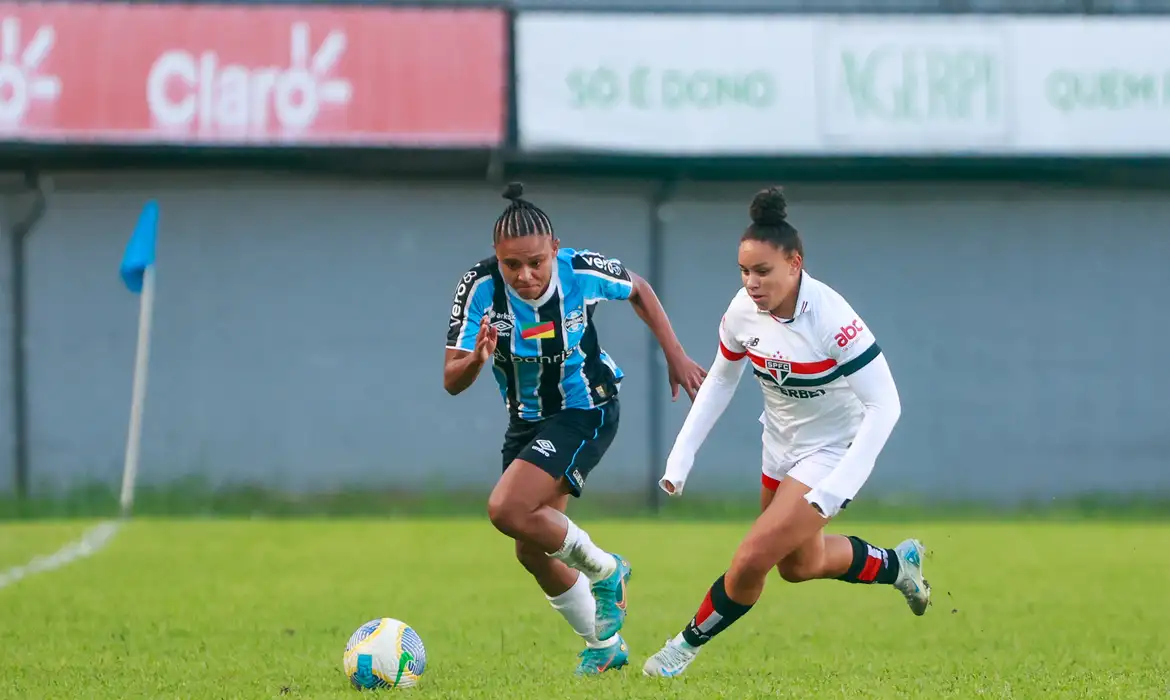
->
<box><xmin>834</xmin><ymin>319</ymin><xmax>865</xmax><ymax>348</ymax></box>
<box><xmin>532</xmin><ymin>439</ymin><xmax>556</xmax><ymax>458</ymax></box>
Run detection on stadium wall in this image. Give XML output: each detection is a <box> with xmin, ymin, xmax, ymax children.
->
<box><xmin>0</xmin><ymin>195</ymin><xmax>13</xmax><ymax>496</ymax></box>
<box><xmin>1</xmin><ymin>170</ymin><xmax>1166</xmax><ymax>504</ymax></box>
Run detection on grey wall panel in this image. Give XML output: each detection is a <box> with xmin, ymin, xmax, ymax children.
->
<box><xmin>0</xmin><ymin>202</ymin><xmax>15</xmax><ymax>494</ymax></box>
<box><xmin>10</xmin><ymin>172</ymin><xmax>1169</xmax><ymax>501</ymax></box>
<box><xmin>660</xmin><ymin>182</ymin><xmax>1170</xmax><ymax>501</ymax></box>
<box><xmin>21</xmin><ymin>173</ymin><xmax>653</xmax><ymax>495</ymax></box>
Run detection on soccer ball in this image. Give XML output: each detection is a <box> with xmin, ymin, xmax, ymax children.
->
<box><xmin>343</xmin><ymin>618</ymin><xmax>427</xmax><ymax>689</ymax></box>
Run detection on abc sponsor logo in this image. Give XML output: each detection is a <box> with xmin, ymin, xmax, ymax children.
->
<box><xmin>834</xmin><ymin>319</ymin><xmax>865</xmax><ymax>348</ymax></box>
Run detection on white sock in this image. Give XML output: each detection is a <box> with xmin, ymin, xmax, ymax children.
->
<box><xmin>550</xmin><ymin>516</ymin><xmax>617</xmax><ymax>583</ymax></box>
<box><xmin>547</xmin><ymin>573</ymin><xmax>619</xmax><ymax>649</ymax></box>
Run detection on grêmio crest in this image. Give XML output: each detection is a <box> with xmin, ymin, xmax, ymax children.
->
<box><xmin>765</xmin><ymin>358</ymin><xmax>791</xmax><ymax>385</ymax></box>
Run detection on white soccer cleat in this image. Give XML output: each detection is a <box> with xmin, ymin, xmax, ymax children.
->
<box><xmin>893</xmin><ymin>538</ymin><xmax>931</xmax><ymax>616</ymax></box>
<box><xmin>642</xmin><ymin>638</ymin><xmax>698</xmax><ymax>678</ymax></box>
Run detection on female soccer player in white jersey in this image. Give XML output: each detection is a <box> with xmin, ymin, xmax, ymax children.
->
<box><xmin>444</xmin><ymin>183</ymin><xmax>706</xmax><ymax>676</ymax></box>
<box><xmin>643</xmin><ymin>186</ymin><xmax>931</xmax><ymax>678</ymax></box>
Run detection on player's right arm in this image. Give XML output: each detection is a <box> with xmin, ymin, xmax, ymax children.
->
<box><xmin>659</xmin><ymin>305</ymin><xmax>749</xmax><ymax>496</ymax></box>
<box><xmin>443</xmin><ymin>266</ymin><xmax>496</xmax><ymax>396</ymax></box>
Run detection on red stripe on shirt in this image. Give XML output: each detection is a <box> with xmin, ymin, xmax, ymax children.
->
<box><xmin>745</xmin><ymin>350</ymin><xmax>836</xmax><ymax>375</ymax></box>
<box><xmin>719</xmin><ymin>340</ymin><xmax>747</xmax><ymax>361</ymax></box>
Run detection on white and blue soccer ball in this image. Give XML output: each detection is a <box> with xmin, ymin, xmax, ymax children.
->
<box><xmin>343</xmin><ymin>617</ymin><xmax>427</xmax><ymax>690</ymax></box>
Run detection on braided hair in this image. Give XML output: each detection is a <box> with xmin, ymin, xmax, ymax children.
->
<box><xmin>493</xmin><ymin>182</ymin><xmax>554</xmax><ymax>244</ymax></box>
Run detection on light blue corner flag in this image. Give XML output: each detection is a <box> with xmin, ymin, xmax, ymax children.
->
<box><xmin>120</xmin><ymin>200</ymin><xmax>159</xmax><ymax>294</ymax></box>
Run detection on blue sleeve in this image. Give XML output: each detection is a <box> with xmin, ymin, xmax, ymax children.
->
<box><xmin>570</xmin><ymin>249</ymin><xmax>634</xmax><ymax>302</ymax></box>
<box><xmin>446</xmin><ymin>265</ymin><xmax>494</xmax><ymax>351</ymax></box>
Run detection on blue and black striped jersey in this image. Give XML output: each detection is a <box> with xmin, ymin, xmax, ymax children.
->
<box><xmin>446</xmin><ymin>248</ymin><xmax>633</xmax><ymax>421</ymax></box>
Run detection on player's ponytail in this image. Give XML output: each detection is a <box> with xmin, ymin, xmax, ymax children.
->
<box><xmin>494</xmin><ymin>181</ymin><xmax>554</xmax><ymax>243</ymax></box>
<box><xmin>743</xmin><ymin>186</ymin><xmax>803</xmax><ymax>257</ymax></box>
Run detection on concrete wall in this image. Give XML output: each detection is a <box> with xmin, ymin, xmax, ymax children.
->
<box><xmin>3</xmin><ymin>172</ymin><xmax>1167</xmax><ymax>501</ymax></box>
<box><xmin>660</xmin><ymin>182</ymin><xmax>1170</xmax><ymax>501</ymax></box>
<box><xmin>0</xmin><ymin>193</ymin><xmax>15</xmax><ymax>493</ymax></box>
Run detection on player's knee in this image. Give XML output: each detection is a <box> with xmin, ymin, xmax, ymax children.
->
<box><xmin>730</xmin><ymin>542</ymin><xmax>775</xmax><ymax>581</ymax></box>
<box><xmin>486</xmin><ymin>491</ymin><xmax>522</xmax><ymax>535</ymax></box>
<box><xmin>776</xmin><ymin>558</ymin><xmax>819</xmax><ymax>583</ymax></box>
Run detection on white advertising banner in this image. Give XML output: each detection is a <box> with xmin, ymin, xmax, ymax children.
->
<box><xmin>516</xmin><ymin>15</ymin><xmax>822</xmax><ymax>154</ymax></box>
<box><xmin>516</xmin><ymin>14</ymin><xmax>1170</xmax><ymax>155</ymax></box>
<box><xmin>1013</xmin><ymin>22</ymin><xmax>1170</xmax><ymax>153</ymax></box>
<box><xmin>815</xmin><ymin>17</ymin><xmax>1011</xmax><ymax>152</ymax></box>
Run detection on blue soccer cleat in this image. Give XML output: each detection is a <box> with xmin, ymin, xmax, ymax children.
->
<box><xmin>574</xmin><ymin>635</ymin><xmax>629</xmax><ymax>675</ymax></box>
<box><xmin>893</xmin><ymin>538</ymin><xmax>931</xmax><ymax>616</ymax></box>
<box><xmin>592</xmin><ymin>553</ymin><xmax>631</xmax><ymax>641</ymax></box>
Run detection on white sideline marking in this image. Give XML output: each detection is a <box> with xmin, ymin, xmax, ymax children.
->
<box><xmin>0</xmin><ymin>520</ymin><xmax>121</xmax><ymax>591</ymax></box>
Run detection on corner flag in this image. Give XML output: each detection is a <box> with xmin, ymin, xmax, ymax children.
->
<box><xmin>120</xmin><ymin>200</ymin><xmax>158</xmax><ymax>293</ymax></box>
<box><xmin>118</xmin><ymin>201</ymin><xmax>160</xmax><ymax>518</ymax></box>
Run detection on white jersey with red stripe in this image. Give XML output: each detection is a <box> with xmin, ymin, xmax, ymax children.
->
<box><xmin>718</xmin><ymin>270</ymin><xmax>882</xmax><ymax>465</ymax></box>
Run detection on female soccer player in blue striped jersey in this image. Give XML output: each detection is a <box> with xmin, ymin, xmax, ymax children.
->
<box><xmin>643</xmin><ymin>186</ymin><xmax>930</xmax><ymax>678</ymax></box>
<box><xmin>444</xmin><ymin>182</ymin><xmax>706</xmax><ymax>675</ymax></box>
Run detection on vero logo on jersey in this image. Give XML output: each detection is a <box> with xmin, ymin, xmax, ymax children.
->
<box><xmin>834</xmin><ymin>319</ymin><xmax>865</xmax><ymax>348</ymax></box>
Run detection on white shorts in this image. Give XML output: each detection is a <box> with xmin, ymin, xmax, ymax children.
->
<box><xmin>761</xmin><ymin>442</ymin><xmax>848</xmax><ymax>491</ymax></box>
<box><xmin>761</xmin><ymin>433</ymin><xmax>855</xmax><ymax>518</ymax></box>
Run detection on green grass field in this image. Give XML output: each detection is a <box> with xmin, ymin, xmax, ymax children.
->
<box><xmin>1</xmin><ymin>517</ymin><xmax>1168</xmax><ymax>699</ymax></box>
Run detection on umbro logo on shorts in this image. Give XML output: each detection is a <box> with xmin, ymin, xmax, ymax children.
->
<box><xmin>533</xmin><ymin>439</ymin><xmax>556</xmax><ymax>458</ymax></box>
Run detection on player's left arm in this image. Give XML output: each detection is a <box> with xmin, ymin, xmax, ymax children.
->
<box><xmin>659</xmin><ymin>311</ymin><xmax>749</xmax><ymax>497</ymax></box>
<box><xmin>805</xmin><ymin>303</ymin><xmax>902</xmax><ymax>519</ymax></box>
<box><xmin>572</xmin><ymin>250</ymin><xmax>707</xmax><ymax>401</ymax></box>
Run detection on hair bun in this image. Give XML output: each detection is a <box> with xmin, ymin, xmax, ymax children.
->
<box><xmin>502</xmin><ymin>181</ymin><xmax>524</xmax><ymax>201</ymax></box>
<box><xmin>749</xmin><ymin>186</ymin><xmax>787</xmax><ymax>226</ymax></box>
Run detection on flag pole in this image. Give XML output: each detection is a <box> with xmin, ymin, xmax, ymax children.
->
<box><xmin>119</xmin><ymin>264</ymin><xmax>155</xmax><ymax>519</ymax></box>
<box><xmin>118</xmin><ymin>200</ymin><xmax>159</xmax><ymax>520</ymax></box>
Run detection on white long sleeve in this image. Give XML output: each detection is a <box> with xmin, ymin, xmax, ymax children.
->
<box><xmin>804</xmin><ymin>352</ymin><xmax>901</xmax><ymax>518</ymax></box>
<box><xmin>659</xmin><ymin>348</ymin><xmax>746</xmax><ymax>496</ymax></box>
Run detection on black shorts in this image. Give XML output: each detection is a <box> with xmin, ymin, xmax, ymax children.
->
<box><xmin>500</xmin><ymin>399</ymin><xmax>620</xmax><ymax>497</ymax></box>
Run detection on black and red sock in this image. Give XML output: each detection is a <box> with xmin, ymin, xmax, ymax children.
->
<box><xmin>836</xmin><ymin>535</ymin><xmax>899</xmax><ymax>585</ymax></box>
<box><xmin>680</xmin><ymin>574</ymin><xmax>753</xmax><ymax>647</ymax></box>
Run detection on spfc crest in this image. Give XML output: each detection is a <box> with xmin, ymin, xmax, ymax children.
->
<box><xmin>765</xmin><ymin>358</ymin><xmax>791</xmax><ymax>385</ymax></box>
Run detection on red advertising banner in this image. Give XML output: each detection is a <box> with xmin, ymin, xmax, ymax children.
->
<box><xmin>0</xmin><ymin>3</ymin><xmax>505</xmax><ymax>146</ymax></box>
